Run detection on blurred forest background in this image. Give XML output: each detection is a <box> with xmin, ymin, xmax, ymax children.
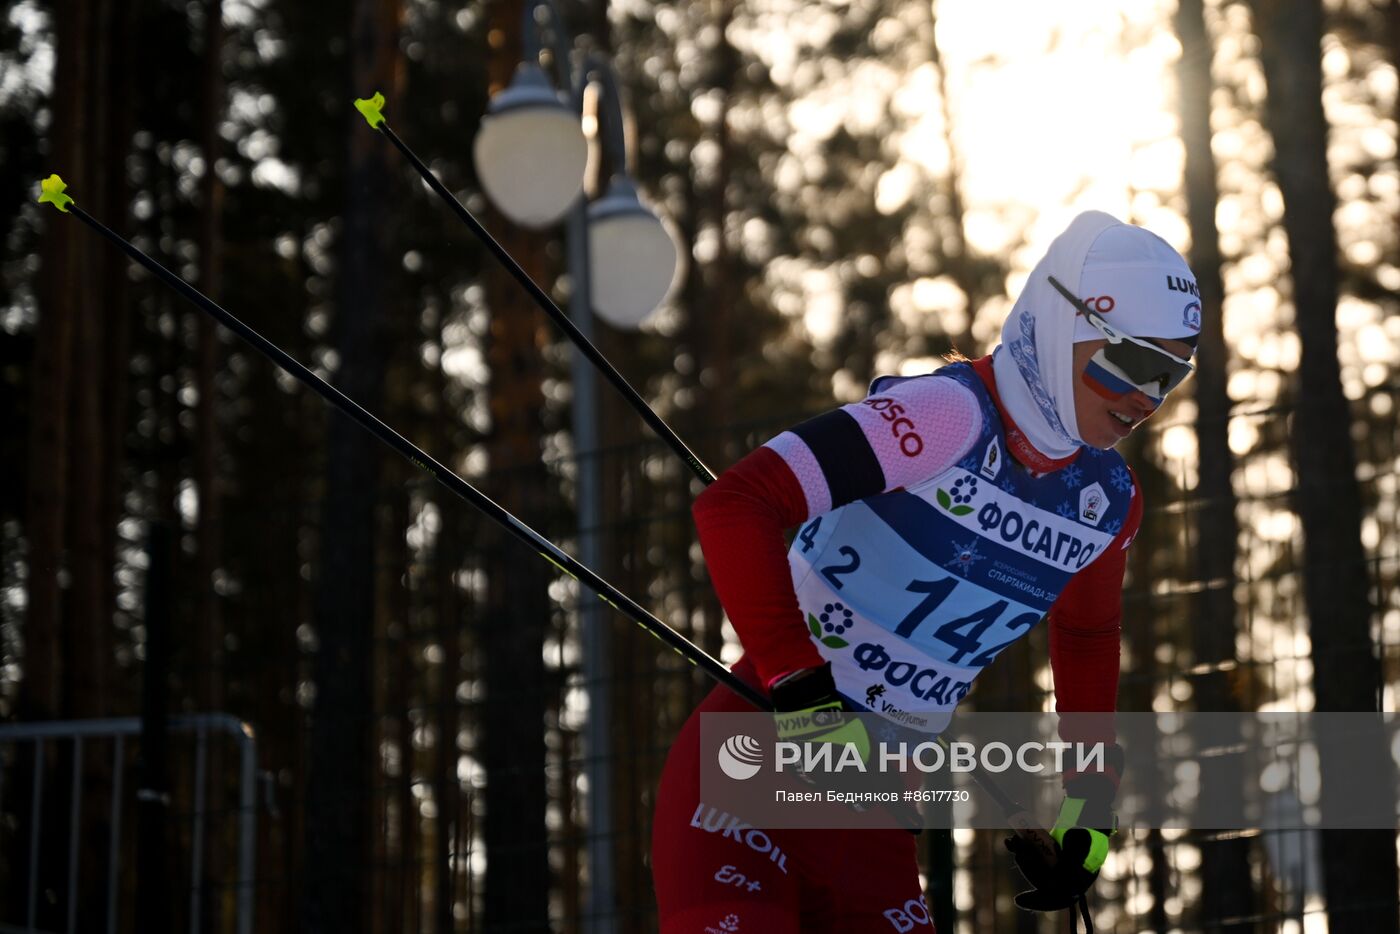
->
<box><xmin>1</xmin><ymin>0</ymin><xmax>1399</xmax><ymax>931</ymax></box>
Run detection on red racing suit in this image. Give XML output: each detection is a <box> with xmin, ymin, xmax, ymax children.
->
<box><xmin>653</xmin><ymin>358</ymin><xmax>1139</xmax><ymax>931</ymax></box>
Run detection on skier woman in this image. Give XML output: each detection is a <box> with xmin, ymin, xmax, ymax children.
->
<box><xmin>652</xmin><ymin>211</ymin><xmax>1201</xmax><ymax>932</ymax></box>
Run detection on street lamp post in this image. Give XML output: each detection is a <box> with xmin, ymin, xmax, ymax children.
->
<box><xmin>474</xmin><ymin>5</ymin><xmax>680</xmax><ymax>931</ymax></box>
<box><xmin>564</xmin><ymin>177</ymin><xmax>612</xmax><ymax>934</ymax></box>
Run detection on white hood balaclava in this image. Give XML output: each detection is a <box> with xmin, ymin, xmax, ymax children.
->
<box><xmin>991</xmin><ymin>211</ymin><xmax>1200</xmax><ymax>460</ymax></box>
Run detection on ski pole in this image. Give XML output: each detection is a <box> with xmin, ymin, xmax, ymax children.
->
<box><xmin>35</xmin><ymin>173</ymin><xmax>765</xmax><ymax>712</ymax></box>
<box><xmin>348</xmin><ymin>99</ymin><xmax>1061</xmax><ymax>837</ymax></box>
<box><xmin>352</xmin><ymin>93</ymin><xmax>718</xmax><ymax>486</ymax></box>
<box><xmin>38</xmin><ymin>171</ymin><xmax>1047</xmax><ymax>839</ymax></box>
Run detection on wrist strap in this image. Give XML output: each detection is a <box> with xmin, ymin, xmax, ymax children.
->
<box><xmin>1051</xmin><ymin>801</ymin><xmax>1114</xmax><ymax>874</ymax></box>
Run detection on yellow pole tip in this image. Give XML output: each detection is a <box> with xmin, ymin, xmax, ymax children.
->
<box><xmin>38</xmin><ymin>174</ymin><xmax>73</xmax><ymax>212</ymax></box>
<box><xmin>354</xmin><ymin>92</ymin><xmax>386</xmax><ymax>129</ymax></box>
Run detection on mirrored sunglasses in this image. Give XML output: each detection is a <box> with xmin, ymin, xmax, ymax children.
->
<box><xmin>1047</xmin><ymin>275</ymin><xmax>1194</xmax><ymax>400</ymax></box>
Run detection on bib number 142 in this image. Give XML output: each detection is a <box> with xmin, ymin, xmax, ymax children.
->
<box><xmin>808</xmin><ymin>530</ymin><xmax>1043</xmax><ymax>669</ymax></box>
<box><xmin>892</xmin><ymin>575</ymin><xmax>1040</xmax><ymax>666</ymax></box>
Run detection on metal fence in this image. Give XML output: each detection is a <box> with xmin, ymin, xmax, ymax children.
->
<box><xmin>0</xmin><ymin>716</ymin><xmax>258</xmax><ymax>934</ymax></box>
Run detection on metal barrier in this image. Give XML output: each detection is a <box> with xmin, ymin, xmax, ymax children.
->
<box><xmin>0</xmin><ymin>715</ymin><xmax>257</xmax><ymax>934</ymax></box>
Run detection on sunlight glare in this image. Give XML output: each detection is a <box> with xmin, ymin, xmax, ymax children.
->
<box><xmin>935</xmin><ymin>0</ymin><xmax>1181</xmax><ymax>253</ymax></box>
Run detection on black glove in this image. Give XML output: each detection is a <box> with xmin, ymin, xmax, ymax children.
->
<box><xmin>769</xmin><ymin>663</ymin><xmax>919</xmax><ymax>831</ymax></box>
<box><xmin>1004</xmin><ymin>743</ymin><xmax>1123</xmax><ymax>932</ymax></box>
<box><xmin>1005</xmin><ymin>824</ymin><xmax>1107</xmax><ymax>911</ymax></box>
<box><xmin>769</xmin><ymin>662</ymin><xmax>870</xmax><ymax>757</ymax></box>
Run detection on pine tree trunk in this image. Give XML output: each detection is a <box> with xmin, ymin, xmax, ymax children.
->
<box><xmin>1250</xmin><ymin>2</ymin><xmax>1398</xmax><ymax>929</ymax></box>
<box><xmin>300</xmin><ymin>1</ymin><xmax>401</xmax><ymax>931</ymax></box>
<box><xmin>135</xmin><ymin>522</ymin><xmax>175</xmax><ymax>934</ymax></box>
<box><xmin>433</xmin><ymin>341</ymin><xmax>462</xmax><ymax>934</ymax></box>
<box><xmin>69</xmin><ymin>0</ymin><xmax>132</xmax><ymax>924</ymax></box>
<box><xmin>479</xmin><ymin>7</ymin><xmax>553</xmax><ymax>928</ymax></box>
<box><xmin>194</xmin><ymin>3</ymin><xmax>227</xmax><ymax>928</ymax></box>
<box><xmin>1174</xmin><ymin>1</ymin><xmax>1259</xmax><ymax>928</ymax></box>
<box><xmin>929</xmin><ymin>10</ymin><xmax>981</xmax><ymax>356</ymax></box>
<box><xmin>21</xmin><ymin>0</ymin><xmax>86</xmax><ymax>729</ymax></box>
<box><xmin>706</xmin><ymin>0</ymin><xmax>736</xmax><ymax>471</ymax></box>
<box><xmin>98</xmin><ymin>0</ymin><xmax>135</xmax><ymax>715</ymax></box>
<box><xmin>196</xmin><ymin>0</ymin><xmax>226</xmax><ymax>719</ymax></box>
<box><xmin>12</xmin><ymin>2</ymin><xmax>86</xmax><ymax>927</ymax></box>
<box><xmin>68</xmin><ymin>0</ymin><xmax>110</xmax><ymax>724</ymax></box>
<box><xmin>677</xmin><ymin>148</ymin><xmax>723</xmax><ymax>710</ymax></box>
<box><xmin>1121</xmin><ymin>443</ymin><xmax>1169</xmax><ymax>932</ymax></box>
<box><xmin>479</xmin><ymin>288</ymin><xmax>553</xmax><ymax>931</ymax></box>
<box><xmin>385</xmin><ymin>488</ymin><xmax>417</xmax><ymax>934</ymax></box>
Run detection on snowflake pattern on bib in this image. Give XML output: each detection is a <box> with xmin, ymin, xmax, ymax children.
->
<box><xmin>786</xmin><ymin>363</ymin><xmax>1136</xmax><ymax>733</ymax></box>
